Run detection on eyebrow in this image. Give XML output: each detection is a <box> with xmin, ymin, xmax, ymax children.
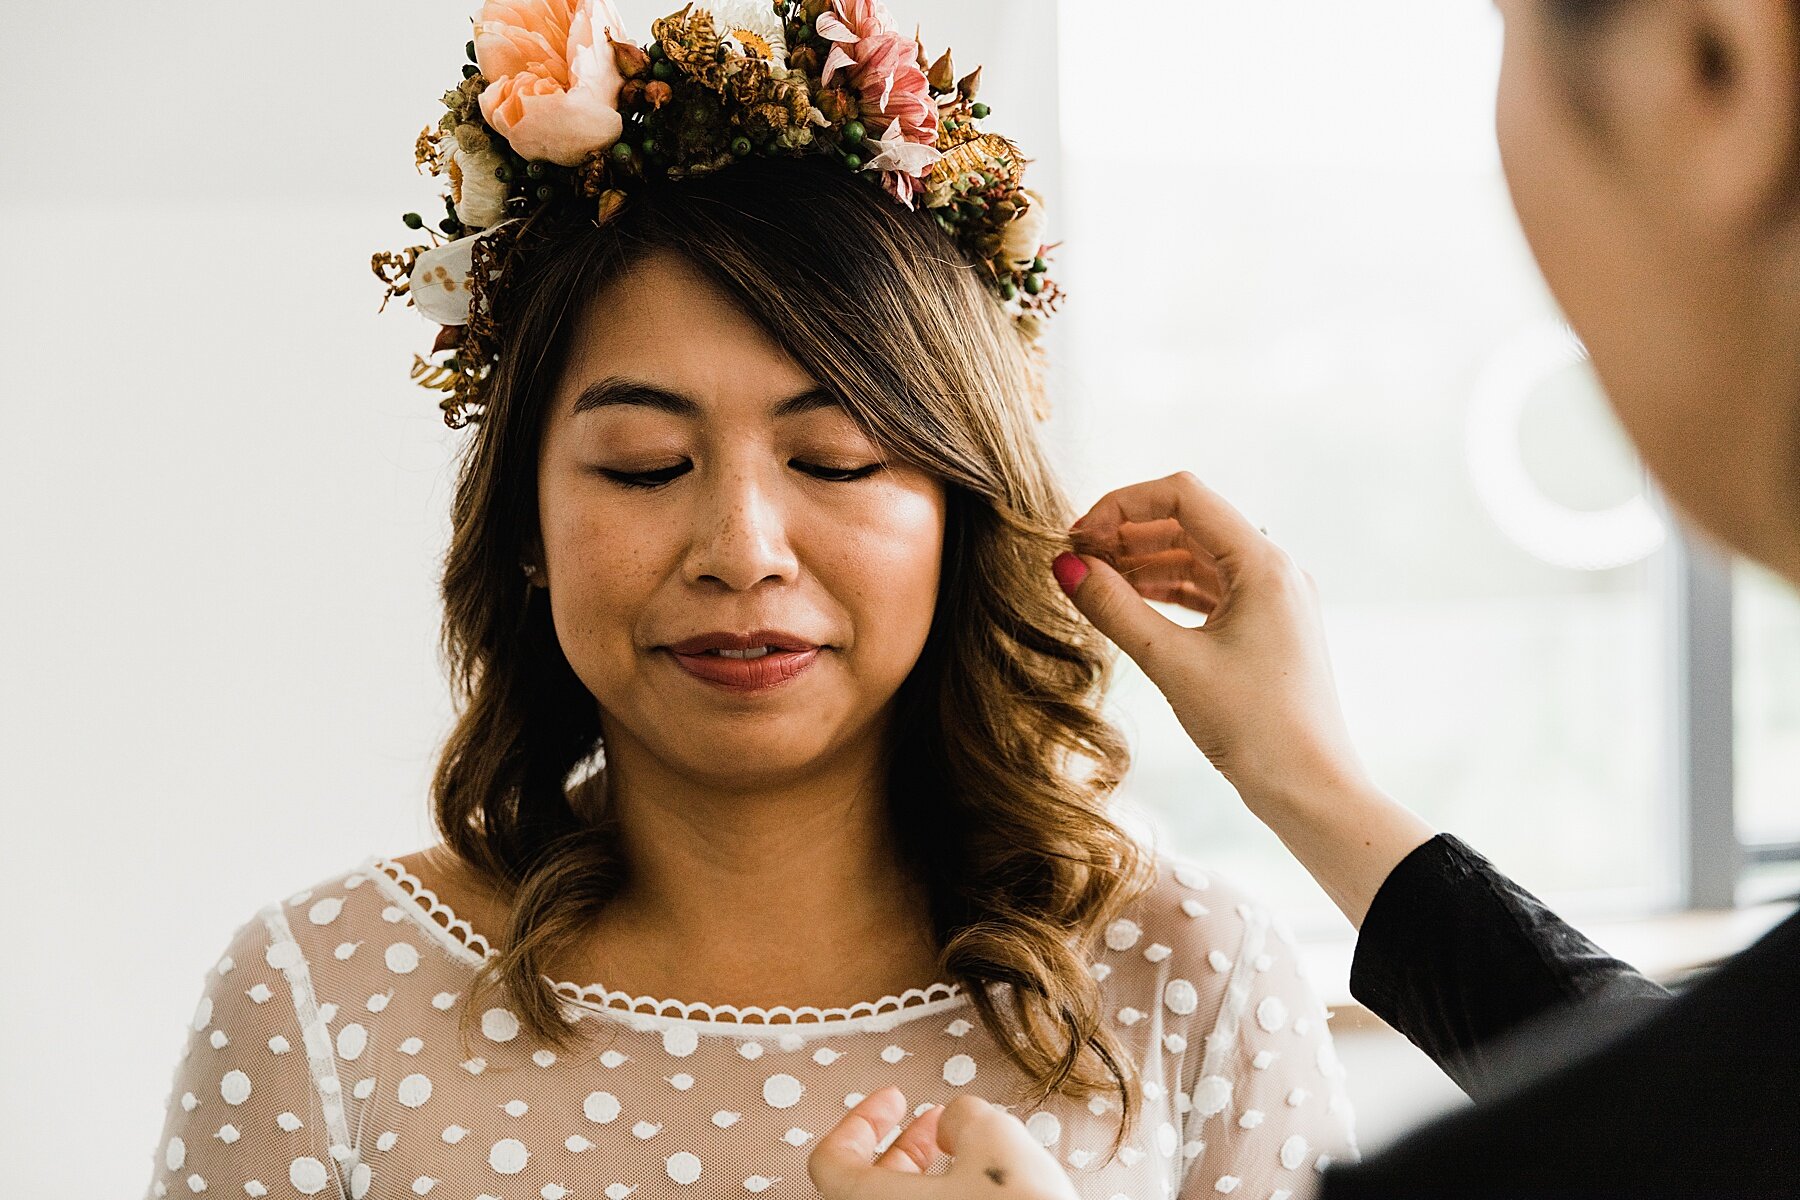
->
<box><xmin>569</xmin><ymin>377</ymin><xmax>841</xmax><ymax>420</ymax></box>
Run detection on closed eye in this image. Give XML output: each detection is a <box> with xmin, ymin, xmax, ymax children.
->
<box><xmin>598</xmin><ymin>463</ymin><xmax>690</xmax><ymax>490</ymax></box>
<box><xmin>596</xmin><ymin>461</ymin><xmax>885</xmax><ymax>490</ymax></box>
<box><xmin>794</xmin><ymin>461</ymin><xmax>884</xmax><ymax>483</ymax></box>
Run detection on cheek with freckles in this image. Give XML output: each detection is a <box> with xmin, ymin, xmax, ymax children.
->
<box><xmin>808</xmin><ymin>479</ymin><xmax>946</xmax><ymax>681</ymax></box>
<box><xmin>535</xmin><ymin>484</ymin><xmax>678</xmax><ymax>702</ymax></box>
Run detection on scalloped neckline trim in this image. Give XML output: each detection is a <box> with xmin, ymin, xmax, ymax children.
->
<box><xmin>362</xmin><ymin>854</ymin><xmax>971</xmax><ymax>1036</ymax></box>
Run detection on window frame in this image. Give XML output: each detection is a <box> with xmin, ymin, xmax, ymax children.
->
<box><xmin>1663</xmin><ymin>485</ymin><xmax>1800</xmax><ymax>908</ymax></box>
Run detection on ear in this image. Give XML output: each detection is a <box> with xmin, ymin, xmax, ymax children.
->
<box><xmin>520</xmin><ymin>530</ymin><xmax>547</xmax><ymax>586</ymax></box>
<box><xmin>1595</xmin><ymin>0</ymin><xmax>1800</xmax><ymax>236</ymax></box>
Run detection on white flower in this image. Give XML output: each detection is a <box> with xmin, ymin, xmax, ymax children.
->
<box><xmin>409</xmin><ymin>219</ymin><xmax>521</xmax><ymax>326</ymax></box>
<box><xmin>1000</xmin><ymin>188</ymin><xmax>1047</xmax><ymax>271</ymax></box>
<box><xmin>438</xmin><ymin>130</ymin><xmax>509</xmax><ymax>230</ymax></box>
<box><xmin>862</xmin><ymin>116</ymin><xmax>942</xmax><ymax>177</ymax></box>
<box><xmin>704</xmin><ymin>0</ymin><xmax>789</xmax><ymax>66</ymax></box>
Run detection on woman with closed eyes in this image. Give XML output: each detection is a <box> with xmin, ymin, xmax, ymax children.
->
<box><xmin>140</xmin><ymin>4</ymin><xmax>1359</xmax><ymax>1197</ymax></box>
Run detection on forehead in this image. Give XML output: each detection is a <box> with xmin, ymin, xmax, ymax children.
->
<box><xmin>553</xmin><ymin>249</ymin><xmax>818</xmax><ymax>421</ymax></box>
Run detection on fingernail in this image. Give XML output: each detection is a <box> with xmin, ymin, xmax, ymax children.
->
<box><xmin>1052</xmin><ymin>551</ymin><xmax>1088</xmax><ymax>597</ymax></box>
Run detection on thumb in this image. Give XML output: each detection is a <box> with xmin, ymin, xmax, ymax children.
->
<box><xmin>1053</xmin><ymin>551</ymin><xmax>1185</xmax><ymax>675</ymax></box>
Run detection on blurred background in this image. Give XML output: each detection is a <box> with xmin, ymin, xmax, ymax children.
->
<box><xmin>4</xmin><ymin>0</ymin><xmax>1797</xmax><ymax>1194</ymax></box>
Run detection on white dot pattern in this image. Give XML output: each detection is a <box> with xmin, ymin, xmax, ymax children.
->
<box><xmin>141</xmin><ymin>854</ymin><xmax>1357</xmax><ymax>1200</ymax></box>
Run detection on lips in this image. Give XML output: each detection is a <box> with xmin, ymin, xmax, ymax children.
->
<box><xmin>661</xmin><ymin>629</ymin><xmax>825</xmax><ymax>693</ymax></box>
<box><xmin>665</xmin><ymin>630</ymin><xmax>820</xmax><ymax>655</ymax></box>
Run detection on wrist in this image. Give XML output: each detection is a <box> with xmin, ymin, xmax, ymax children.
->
<box><xmin>1232</xmin><ymin>766</ymin><xmax>1439</xmax><ymax>928</ymax></box>
<box><xmin>1233</xmin><ymin>755</ymin><xmax>1385</xmax><ymax>823</ymax></box>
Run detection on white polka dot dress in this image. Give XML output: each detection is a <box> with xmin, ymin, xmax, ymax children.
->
<box><xmin>141</xmin><ymin>854</ymin><xmax>1357</xmax><ymax>1199</ymax></box>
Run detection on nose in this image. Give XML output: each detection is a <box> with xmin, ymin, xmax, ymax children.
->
<box><xmin>682</xmin><ymin>461</ymin><xmax>800</xmax><ymax>591</ymax></box>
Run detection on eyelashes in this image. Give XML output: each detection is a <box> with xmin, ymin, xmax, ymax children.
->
<box><xmin>599</xmin><ymin>464</ymin><xmax>687</xmax><ymax>490</ymax></box>
<box><xmin>597</xmin><ymin>461</ymin><xmax>885</xmax><ymax>491</ymax></box>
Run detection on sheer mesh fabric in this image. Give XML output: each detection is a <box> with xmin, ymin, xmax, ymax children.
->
<box><xmin>143</xmin><ymin>852</ymin><xmax>1358</xmax><ymax>1200</ymax></box>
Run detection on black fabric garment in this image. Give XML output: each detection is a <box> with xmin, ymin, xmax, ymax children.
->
<box><xmin>1319</xmin><ymin>833</ymin><xmax>1800</xmax><ymax>1199</ymax></box>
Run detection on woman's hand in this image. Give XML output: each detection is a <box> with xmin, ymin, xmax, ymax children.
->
<box><xmin>1060</xmin><ymin>470</ymin><xmax>1361</xmax><ymax>802</ymax></box>
<box><xmin>810</xmin><ymin>1087</ymin><xmax>1078</xmax><ymax>1200</ymax></box>
<box><xmin>1058</xmin><ymin>470</ymin><xmax>1437</xmax><ymax>926</ymax></box>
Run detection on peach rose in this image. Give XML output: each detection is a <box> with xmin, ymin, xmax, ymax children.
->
<box><xmin>473</xmin><ymin>0</ymin><xmax>629</xmax><ymax>167</ymax></box>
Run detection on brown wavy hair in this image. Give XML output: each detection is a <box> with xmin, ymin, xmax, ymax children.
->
<box><xmin>429</xmin><ymin>154</ymin><xmax>1155</xmax><ymax>1155</ymax></box>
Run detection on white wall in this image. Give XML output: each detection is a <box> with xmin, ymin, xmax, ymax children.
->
<box><xmin>1</xmin><ymin>2</ymin><xmax>1061</xmax><ymax>1195</ymax></box>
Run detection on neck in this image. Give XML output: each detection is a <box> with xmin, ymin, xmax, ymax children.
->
<box><xmin>570</xmin><ymin>719</ymin><xmax>943</xmax><ymax>1005</ymax></box>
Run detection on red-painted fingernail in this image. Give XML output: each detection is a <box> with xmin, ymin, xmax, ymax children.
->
<box><xmin>1052</xmin><ymin>551</ymin><xmax>1088</xmax><ymax>597</ymax></box>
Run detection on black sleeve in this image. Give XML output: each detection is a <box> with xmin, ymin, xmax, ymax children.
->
<box><xmin>1348</xmin><ymin>832</ymin><xmax>1671</xmax><ymax>1097</ymax></box>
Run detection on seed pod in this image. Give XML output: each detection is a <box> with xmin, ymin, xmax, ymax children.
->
<box><xmin>610</xmin><ymin>33</ymin><xmax>653</xmax><ymax>78</ymax></box>
<box><xmin>929</xmin><ymin>49</ymin><xmax>955</xmax><ymax>94</ymax></box>
<box><xmin>597</xmin><ymin>189</ymin><xmax>629</xmax><ymax>226</ymax></box>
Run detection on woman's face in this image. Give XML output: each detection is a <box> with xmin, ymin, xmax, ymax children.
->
<box><xmin>534</xmin><ymin>250</ymin><xmax>947</xmax><ymax>791</ymax></box>
<box><xmin>1494</xmin><ymin>0</ymin><xmax>1800</xmax><ymax>574</ymax></box>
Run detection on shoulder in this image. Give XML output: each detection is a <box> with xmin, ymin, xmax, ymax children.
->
<box><xmin>1105</xmin><ymin>850</ymin><xmax>1291</xmax><ymax>974</ymax></box>
<box><xmin>386</xmin><ymin>843</ymin><xmax>513</xmax><ymax>946</ymax></box>
<box><xmin>203</xmin><ymin>849</ymin><xmax>476</xmax><ymax>982</ymax></box>
<box><xmin>172</xmin><ymin>857</ymin><xmax>390</xmax><ymax>1055</ymax></box>
<box><xmin>1088</xmin><ymin>850</ymin><xmax>1313</xmax><ymax>1048</ymax></box>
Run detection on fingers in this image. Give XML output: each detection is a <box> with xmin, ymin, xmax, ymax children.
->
<box><xmin>1055</xmin><ymin>552</ymin><xmax>1189</xmax><ymax>674</ymax></box>
<box><xmin>1073</xmin><ymin>471</ymin><xmax>1269</xmax><ymax>566</ymax></box>
<box><xmin>874</xmin><ymin>1103</ymin><xmax>944</xmax><ymax>1174</ymax></box>
<box><xmin>936</xmin><ymin>1098</ymin><xmax>1077</xmax><ymax>1200</ymax></box>
<box><xmin>1136</xmin><ymin>579</ymin><xmax>1216</xmax><ymax>613</ymax></box>
<box><xmin>1071</xmin><ymin>516</ymin><xmax>1203</xmax><ymax>559</ymax></box>
<box><xmin>813</xmin><ymin>1090</ymin><xmax>1077</xmax><ymax>1200</ymax></box>
<box><xmin>1104</xmin><ymin>549</ymin><xmax>1223</xmax><ymax>609</ymax></box>
<box><xmin>936</xmin><ymin>1093</ymin><xmax>1036</xmax><ymax>1158</ymax></box>
<box><xmin>810</xmin><ymin>1087</ymin><xmax>920</xmax><ymax>1200</ymax></box>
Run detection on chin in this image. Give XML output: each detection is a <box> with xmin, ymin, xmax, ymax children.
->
<box><xmin>666</xmin><ymin>739</ymin><xmax>846</xmax><ymax>790</ymax></box>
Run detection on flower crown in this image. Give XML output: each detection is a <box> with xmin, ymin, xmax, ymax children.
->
<box><xmin>372</xmin><ymin>0</ymin><xmax>1062</xmax><ymax>429</ymax></box>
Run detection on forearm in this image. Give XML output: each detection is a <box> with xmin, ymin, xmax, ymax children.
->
<box><xmin>1237</xmin><ymin>771</ymin><xmax>1670</xmax><ymax>1095</ymax></box>
<box><xmin>1236</xmin><ymin>769</ymin><xmax>1438</xmax><ymax>930</ymax></box>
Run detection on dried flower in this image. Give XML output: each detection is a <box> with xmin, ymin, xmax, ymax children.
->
<box><xmin>864</xmin><ymin>118</ymin><xmax>941</xmax><ymax>208</ymax></box>
<box><xmin>438</xmin><ymin>129</ymin><xmax>510</xmax><ymax>228</ymax></box>
<box><xmin>652</xmin><ymin>6</ymin><xmax>727</xmax><ymax>91</ymax></box>
<box><xmin>705</xmin><ymin>0</ymin><xmax>791</xmax><ymax>66</ymax></box>
<box><xmin>596</xmin><ymin>188</ymin><xmax>628</xmax><ymax>224</ymax></box>
<box><xmin>815</xmin><ymin>85</ymin><xmax>861</xmax><ymax>125</ymax></box>
<box><xmin>409</xmin><ymin>235</ymin><xmax>482</xmax><ymax>325</ymax></box>
<box><xmin>1000</xmin><ymin>188</ymin><xmax>1047</xmax><ymax>270</ymax></box>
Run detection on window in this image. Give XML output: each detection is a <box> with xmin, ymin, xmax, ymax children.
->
<box><xmin>1737</xmin><ymin>563</ymin><xmax>1800</xmax><ymax>849</ymax></box>
<box><xmin>1050</xmin><ymin>0</ymin><xmax>1690</xmax><ymax>930</ymax></box>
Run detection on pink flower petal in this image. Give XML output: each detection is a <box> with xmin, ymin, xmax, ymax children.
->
<box><xmin>881</xmin><ymin>171</ymin><xmax>917</xmax><ymax>209</ymax></box>
<box><xmin>821</xmin><ymin>43</ymin><xmax>856</xmax><ymax>84</ymax></box>
<box><xmin>815</xmin><ymin>12</ymin><xmax>858</xmax><ymax>42</ymax></box>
